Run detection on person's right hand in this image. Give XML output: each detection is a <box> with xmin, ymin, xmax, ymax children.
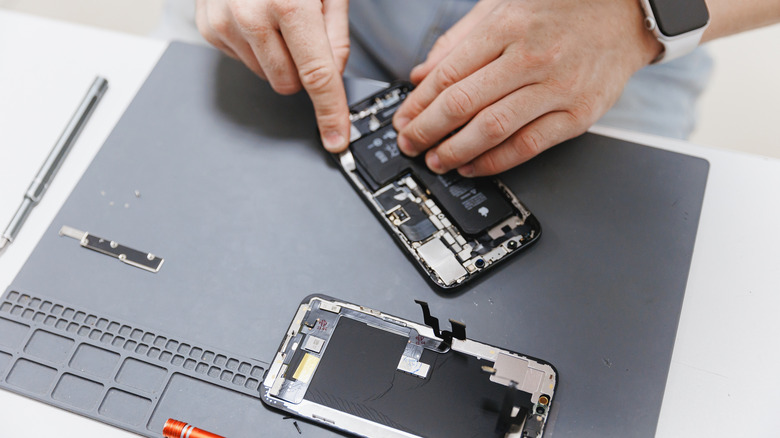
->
<box><xmin>196</xmin><ymin>0</ymin><xmax>352</xmax><ymax>152</ymax></box>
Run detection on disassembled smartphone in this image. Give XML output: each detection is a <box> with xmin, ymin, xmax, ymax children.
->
<box><xmin>261</xmin><ymin>295</ymin><xmax>558</xmax><ymax>438</ymax></box>
<box><xmin>335</xmin><ymin>82</ymin><xmax>541</xmax><ymax>288</ymax></box>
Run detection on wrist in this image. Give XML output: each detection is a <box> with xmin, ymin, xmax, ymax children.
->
<box><xmin>626</xmin><ymin>0</ymin><xmax>665</xmax><ymax>67</ymax></box>
<box><xmin>638</xmin><ymin>18</ymin><xmax>665</xmax><ymax>65</ymax></box>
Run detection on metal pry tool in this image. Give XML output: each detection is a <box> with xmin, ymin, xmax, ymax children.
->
<box><xmin>59</xmin><ymin>225</ymin><xmax>164</xmax><ymax>273</ymax></box>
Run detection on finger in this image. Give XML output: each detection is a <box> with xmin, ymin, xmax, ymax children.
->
<box><xmin>277</xmin><ymin>3</ymin><xmax>350</xmax><ymax>152</ymax></box>
<box><xmin>396</xmin><ymin>54</ymin><xmax>542</xmax><ymax>158</ymax></box>
<box><xmin>458</xmin><ymin>111</ymin><xmax>585</xmax><ymax>177</ymax></box>
<box><xmin>393</xmin><ymin>27</ymin><xmax>503</xmax><ymax>134</ymax></box>
<box><xmin>196</xmin><ymin>0</ymin><xmax>240</xmax><ymax>60</ymax></box>
<box><xmin>242</xmin><ymin>26</ymin><xmax>302</xmax><ymax>94</ymax></box>
<box><xmin>409</xmin><ymin>0</ymin><xmax>496</xmax><ymax>84</ymax></box>
<box><xmin>322</xmin><ymin>0</ymin><xmax>351</xmax><ymax>73</ymax></box>
<box><xmin>205</xmin><ymin>2</ymin><xmax>268</xmax><ymax>78</ymax></box>
<box><xmin>226</xmin><ymin>35</ymin><xmax>268</xmax><ymax>80</ymax></box>
<box><xmin>424</xmin><ymin>84</ymin><xmax>560</xmax><ymax>173</ymax></box>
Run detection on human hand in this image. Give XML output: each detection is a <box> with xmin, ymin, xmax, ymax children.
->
<box><xmin>393</xmin><ymin>0</ymin><xmax>663</xmax><ymax>176</ymax></box>
<box><xmin>196</xmin><ymin>0</ymin><xmax>351</xmax><ymax>152</ymax></box>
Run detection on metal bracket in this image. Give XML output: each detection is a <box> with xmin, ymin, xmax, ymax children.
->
<box><xmin>59</xmin><ymin>225</ymin><xmax>164</xmax><ymax>273</ymax></box>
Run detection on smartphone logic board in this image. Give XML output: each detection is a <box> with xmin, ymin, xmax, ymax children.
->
<box><xmin>336</xmin><ymin>83</ymin><xmax>541</xmax><ymax>288</ymax></box>
<box><xmin>261</xmin><ymin>295</ymin><xmax>558</xmax><ymax>438</ymax></box>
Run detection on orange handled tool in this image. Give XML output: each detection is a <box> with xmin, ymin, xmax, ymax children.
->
<box><xmin>163</xmin><ymin>419</ymin><xmax>225</xmax><ymax>438</ymax></box>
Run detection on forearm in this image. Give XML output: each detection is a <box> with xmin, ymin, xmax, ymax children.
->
<box><xmin>703</xmin><ymin>0</ymin><xmax>780</xmax><ymax>42</ymax></box>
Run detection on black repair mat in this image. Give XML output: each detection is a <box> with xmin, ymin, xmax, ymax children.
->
<box><xmin>1</xmin><ymin>42</ymin><xmax>708</xmax><ymax>437</ymax></box>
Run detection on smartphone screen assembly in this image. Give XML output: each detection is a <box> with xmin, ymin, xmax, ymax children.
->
<box><xmin>335</xmin><ymin>82</ymin><xmax>541</xmax><ymax>289</ymax></box>
<box><xmin>261</xmin><ymin>295</ymin><xmax>558</xmax><ymax>438</ymax></box>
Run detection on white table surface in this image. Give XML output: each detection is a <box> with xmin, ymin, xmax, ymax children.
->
<box><xmin>1</xmin><ymin>9</ymin><xmax>779</xmax><ymax>438</ymax></box>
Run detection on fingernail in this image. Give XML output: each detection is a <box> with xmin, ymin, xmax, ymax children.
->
<box><xmin>458</xmin><ymin>164</ymin><xmax>475</xmax><ymax>177</ymax></box>
<box><xmin>410</xmin><ymin>63</ymin><xmax>424</xmax><ymax>77</ymax></box>
<box><xmin>395</xmin><ymin>117</ymin><xmax>410</xmax><ymax>130</ymax></box>
<box><xmin>426</xmin><ymin>152</ymin><xmax>442</xmax><ymax>173</ymax></box>
<box><xmin>322</xmin><ymin>131</ymin><xmax>346</xmax><ymax>152</ymax></box>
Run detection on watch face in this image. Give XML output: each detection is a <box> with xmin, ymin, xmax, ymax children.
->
<box><xmin>650</xmin><ymin>0</ymin><xmax>709</xmax><ymax>37</ymax></box>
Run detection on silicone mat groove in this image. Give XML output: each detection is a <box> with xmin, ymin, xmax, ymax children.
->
<box><xmin>0</xmin><ymin>290</ymin><xmax>269</xmax><ymax>437</ymax></box>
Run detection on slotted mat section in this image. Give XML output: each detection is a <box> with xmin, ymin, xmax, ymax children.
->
<box><xmin>0</xmin><ymin>290</ymin><xmax>271</xmax><ymax>437</ymax></box>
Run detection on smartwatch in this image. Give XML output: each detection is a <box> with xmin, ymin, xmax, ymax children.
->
<box><xmin>639</xmin><ymin>0</ymin><xmax>710</xmax><ymax>63</ymax></box>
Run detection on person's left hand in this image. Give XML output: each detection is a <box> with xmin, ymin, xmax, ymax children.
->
<box><xmin>392</xmin><ymin>0</ymin><xmax>662</xmax><ymax>176</ymax></box>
